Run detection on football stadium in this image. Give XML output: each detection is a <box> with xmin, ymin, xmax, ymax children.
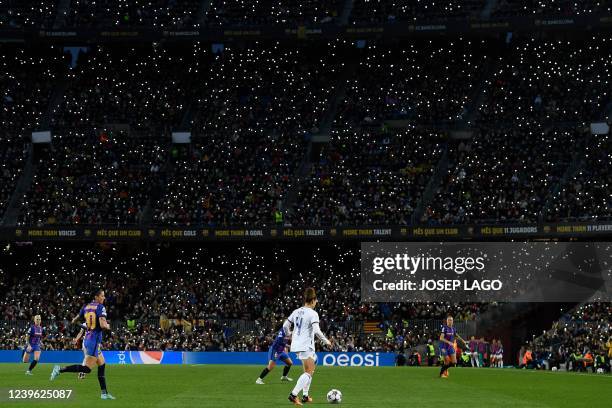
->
<box><xmin>0</xmin><ymin>1</ymin><xmax>612</xmax><ymax>407</ymax></box>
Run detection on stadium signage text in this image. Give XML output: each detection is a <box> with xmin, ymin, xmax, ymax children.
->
<box><xmin>1</xmin><ymin>13</ymin><xmax>609</xmax><ymax>44</ymax></box>
<box><xmin>321</xmin><ymin>353</ymin><xmax>380</xmax><ymax>367</ymax></box>
<box><xmin>4</xmin><ymin>222</ymin><xmax>612</xmax><ymax>241</ymax></box>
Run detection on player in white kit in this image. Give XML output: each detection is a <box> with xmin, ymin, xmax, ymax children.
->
<box><xmin>283</xmin><ymin>287</ymin><xmax>332</xmax><ymax>406</ymax></box>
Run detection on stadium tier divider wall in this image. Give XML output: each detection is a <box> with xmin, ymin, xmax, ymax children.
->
<box><xmin>3</xmin><ymin>222</ymin><xmax>612</xmax><ymax>241</ymax></box>
<box><xmin>3</xmin><ymin>14</ymin><xmax>612</xmax><ymax>42</ymax></box>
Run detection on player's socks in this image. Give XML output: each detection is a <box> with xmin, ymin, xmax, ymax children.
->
<box><xmin>439</xmin><ymin>364</ymin><xmax>448</xmax><ymax>376</ymax></box>
<box><xmin>302</xmin><ymin>373</ymin><xmax>312</xmax><ymax>397</ymax></box>
<box><xmin>28</xmin><ymin>360</ymin><xmax>38</xmax><ymax>372</ymax></box>
<box><xmin>259</xmin><ymin>367</ymin><xmax>270</xmax><ymax>380</ymax></box>
<box><xmin>60</xmin><ymin>365</ymin><xmax>91</xmax><ymax>373</ymax></box>
<box><xmin>291</xmin><ymin>373</ymin><xmax>311</xmax><ymax>396</ymax></box>
<box><xmin>283</xmin><ymin>365</ymin><xmax>291</xmax><ymax>377</ymax></box>
<box><xmin>98</xmin><ymin>364</ymin><xmax>108</xmax><ymax>394</ymax></box>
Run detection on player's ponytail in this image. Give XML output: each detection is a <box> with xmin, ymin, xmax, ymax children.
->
<box><xmin>304</xmin><ymin>287</ymin><xmax>316</xmax><ymax>304</ymax></box>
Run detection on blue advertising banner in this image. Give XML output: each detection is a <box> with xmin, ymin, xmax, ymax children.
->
<box><xmin>105</xmin><ymin>351</ymin><xmax>183</xmax><ymax>365</ymax></box>
<box><xmin>183</xmin><ymin>352</ymin><xmax>396</xmax><ymax>366</ymax></box>
<box><xmin>0</xmin><ymin>351</ymin><xmax>183</xmax><ymax>364</ymax></box>
<box><xmin>0</xmin><ymin>351</ymin><xmax>396</xmax><ymax>366</ymax></box>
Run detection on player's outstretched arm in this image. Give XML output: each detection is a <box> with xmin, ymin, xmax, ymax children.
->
<box><xmin>73</xmin><ymin>326</ymin><xmax>86</xmax><ymax>346</ymax></box>
<box><xmin>71</xmin><ymin>315</ymin><xmax>81</xmax><ymax>325</ymax></box>
<box><xmin>313</xmin><ymin>322</ymin><xmax>331</xmax><ymax>347</ymax></box>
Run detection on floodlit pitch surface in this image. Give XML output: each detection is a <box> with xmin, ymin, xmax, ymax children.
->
<box><xmin>0</xmin><ymin>364</ymin><xmax>610</xmax><ymax>407</ymax></box>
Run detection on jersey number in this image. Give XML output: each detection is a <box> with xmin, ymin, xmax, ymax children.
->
<box><xmin>85</xmin><ymin>312</ymin><xmax>97</xmax><ymax>330</ymax></box>
<box><xmin>295</xmin><ymin>317</ymin><xmax>303</xmax><ymax>336</ymax></box>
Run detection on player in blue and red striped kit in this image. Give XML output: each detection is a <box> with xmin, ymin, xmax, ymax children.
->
<box><xmin>256</xmin><ymin>328</ymin><xmax>294</xmax><ymax>384</ymax></box>
<box><xmin>23</xmin><ymin>315</ymin><xmax>43</xmax><ymax>375</ymax></box>
<box><xmin>50</xmin><ymin>289</ymin><xmax>115</xmax><ymax>400</ymax></box>
<box><xmin>439</xmin><ymin>315</ymin><xmax>467</xmax><ymax>378</ymax></box>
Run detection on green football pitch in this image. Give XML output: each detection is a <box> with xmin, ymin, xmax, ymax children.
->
<box><xmin>0</xmin><ymin>363</ymin><xmax>610</xmax><ymax>407</ymax></box>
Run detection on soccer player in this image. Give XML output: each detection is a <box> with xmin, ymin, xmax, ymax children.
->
<box><xmin>495</xmin><ymin>340</ymin><xmax>504</xmax><ymax>368</ymax></box>
<box><xmin>439</xmin><ymin>315</ymin><xmax>467</xmax><ymax>378</ymax></box>
<box><xmin>256</xmin><ymin>327</ymin><xmax>293</xmax><ymax>384</ymax></box>
<box><xmin>468</xmin><ymin>335</ymin><xmax>480</xmax><ymax>367</ymax></box>
<box><xmin>489</xmin><ymin>339</ymin><xmax>498</xmax><ymax>367</ymax></box>
<box><xmin>284</xmin><ymin>287</ymin><xmax>332</xmax><ymax>406</ymax></box>
<box><xmin>74</xmin><ymin>322</ymin><xmax>88</xmax><ymax>379</ymax></box>
<box><xmin>23</xmin><ymin>315</ymin><xmax>43</xmax><ymax>375</ymax></box>
<box><xmin>50</xmin><ymin>289</ymin><xmax>115</xmax><ymax>400</ymax></box>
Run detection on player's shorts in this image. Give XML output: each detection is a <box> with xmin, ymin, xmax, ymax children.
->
<box><xmin>495</xmin><ymin>353</ymin><xmax>503</xmax><ymax>360</ymax></box>
<box><xmin>268</xmin><ymin>348</ymin><xmax>290</xmax><ymax>362</ymax></box>
<box><xmin>296</xmin><ymin>351</ymin><xmax>317</xmax><ymax>362</ymax></box>
<box><xmin>440</xmin><ymin>346</ymin><xmax>455</xmax><ymax>357</ymax></box>
<box><xmin>27</xmin><ymin>344</ymin><xmax>41</xmax><ymax>353</ymax></box>
<box><xmin>83</xmin><ymin>338</ymin><xmax>102</xmax><ymax>357</ymax></box>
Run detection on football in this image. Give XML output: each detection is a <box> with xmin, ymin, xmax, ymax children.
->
<box><xmin>551</xmin><ymin>367</ymin><xmax>558</xmax><ymax>371</ymax></box>
<box><xmin>597</xmin><ymin>368</ymin><xmax>604</xmax><ymax>374</ymax></box>
<box><xmin>327</xmin><ymin>389</ymin><xmax>342</xmax><ymax>404</ymax></box>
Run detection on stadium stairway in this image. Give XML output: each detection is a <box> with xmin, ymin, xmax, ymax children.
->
<box><xmin>138</xmin><ymin>139</ymin><xmax>174</xmax><ymax>226</ymax></box>
<box><xmin>40</xmin><ymin>78</ymin><xmax>69</xmax><ymax>130</ymax></box>
<box><xmin>539</xmin><ymin>128</ymin><xmax>592</xmax><ymax>222</ymax></box>
<box><xmin>1</xmin><ymin>75</ymin><xmax>70</xmax><ymax>226</ymax></box>
<box><xmin>53</xmin><ymin>0</ymin><xmax>72</xmax><ymax>29</ymax></box>
<box><xmin>1</xmin><ymin>146</ymin><xmax>33</xmax><ymax>227</ymax></box>
<box><xmin>410</xmin><ymin>144</ymin><xmax>450</xmax><ymax>224</ymax></box>
<box><xmin>457</xmin><ymin>54</ymin><xmax>499</xmax><ymax>127</ymax></box>
<box><xmin>480</xmin><ymin>0</ymin><xmax>500</xmax><ymax>19</ymax></box>
<box><xmin>282</xmin><ymin>62</ymin><xmax>357</xmax><ymax>219</ymax></box>
<box><xmin>198</xmin><ymin>0</ymin><xmax>213</xmax><ymax>25</ymax></box>
<box><xmin>339</xmin><ymin>0</ymin><xmax>355</xmax><ymax>25</ymax></box>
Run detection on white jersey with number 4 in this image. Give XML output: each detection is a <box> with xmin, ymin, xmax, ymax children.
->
<box><xmin>288</xmin><ymin>307</ymin><xmax>320</xmax><ymax>352</ymax></box>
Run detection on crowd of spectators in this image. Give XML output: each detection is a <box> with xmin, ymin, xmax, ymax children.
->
<box><xmin>155</xmin><ymin>43</ymin><xmax>339</xmax><ymax>226</ymax></box>
<box><xmin>0</xmin><ymin>46</ymin><xmax>68</xmax><ymax>220</ymax></box>
<box><xmin>52</xmin><ymin>45</ymin><xmax>195</xmax><ymax>133</ymax></box>
<box><xmin>2</xmin><ymin>0</ymin><xmax>612</xmax><ymax>30</ymax></box>
<box><xmin>206</xmin><ymin>0</ymin><xmax>343</xmax><ymax>26</ymax></box>
<box><xmin>528</xmin><ymin>303</ymin><xmax>612</xmax><ymax>372</ymax></box>
<box><xmin>291</xmin><ymin>127</ymin><xmax>444</xmax><ymax>226</ymax></box>
<box><xmin>546</xmin><ymin>132</ymin><xmax>612</xmax><ymax>221</ymax></box>
<box><xmin>337</xmin><ymin>40</ymin><xmax>489</xmax><ymax>126</ymax></box>
<box><xmin>492</xmin><ymin>0</ymin><xmax>611</xmax><ymax>18</ymax></box>
<box><xmin>64</xmin><ymin>0</ymin><xmax>202</xmax><ymax>28</ymax></box>
<box><xmin>0</xmin><ymin>40</ymin><xmax>611</xmax><ymax>225</ymax></box>
<box><xmin>0</xmin><ymin>46</ymin><xmax>66</xmax><ymax>138</ymax></box>
<box><xmin>478</xmin><ymin>37</ymin><xmax>612</xmax><ymax>124</ymax></box>
<box><xmin>425</xmin><ymin>126</ymin><xmax>584</xmax><ymax>224</ymax></box>
<box><xmin>350</xmin><ymin>0</ymin><xmax>485</xmax><ymax>24</ymax></box>
<box><xmin>0</xmin><ymin>0</ymin><xmax>56</xmax><ymax>28</ymax></box>
<box><xmin>17</xmin><ymin>130</ymin><xmax>167</xmax><ymax>226</ymax></box>
<box><xmin>0</xmin><ymin>244</ymin><xmax>487</xmax><ymax>351</ymax></box>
